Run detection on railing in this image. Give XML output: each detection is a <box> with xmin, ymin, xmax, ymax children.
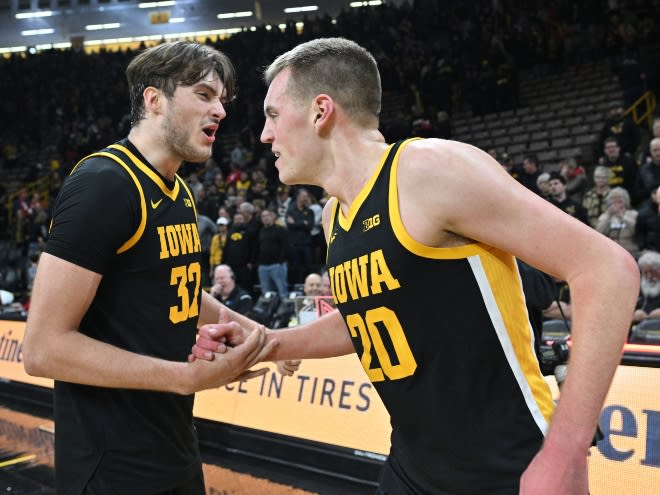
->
<box><xmin>624</xmin><ymin>90</ymin><xmax>657</xmax><ymax>130</ymax></box>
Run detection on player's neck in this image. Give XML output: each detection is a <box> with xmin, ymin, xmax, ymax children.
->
<box><xmin>128</xmin><ymin>126</ymin><xmax>182</xmax><ymax>181</ymax></box>
<box><xmin>323</xmin><ymin>129</ymin><xmax>389</xmax><ymax>206</ymax></box>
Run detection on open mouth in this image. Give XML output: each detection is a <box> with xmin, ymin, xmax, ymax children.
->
<box><xmin>202</xmin><ymin>124</ymin><xmax>218</xmax><ymax>141</ymax></box>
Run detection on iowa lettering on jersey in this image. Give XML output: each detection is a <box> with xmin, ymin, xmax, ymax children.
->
<box><xmin>156</xmin><ymin>223</ymin><xmax>202</xmax><ymax>259</ymax></box>
<box><xmin>329</xmin><ymin>249</ymin><xmax>417</xmax><ymax>382</ymax></box>
<box><xmin>328</xmin><ymin>248</ymin><xmax>400</xmax><ymax>303</ymax></box>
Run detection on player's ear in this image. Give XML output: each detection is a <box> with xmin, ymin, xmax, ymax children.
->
<box><xmin>312</xmin><ymin>94</ymin><xmax>334</xmax><ymax>133</ymax></box>
<box><xmin>143</xmin><ymin>86</ymin><xmax>162</xmax><ymax>115</ymax></box>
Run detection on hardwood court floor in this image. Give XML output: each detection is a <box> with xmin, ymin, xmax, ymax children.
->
<box><xmin>0</xmin><ymin>406</ymin><xmax>374</xmax><ymax>495</ymax></box>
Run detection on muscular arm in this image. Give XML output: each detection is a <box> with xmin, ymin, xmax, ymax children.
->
<box><xmin>263</xmin><ymin>309</ymin><xmax>354</xmax><ymax>360</ymax></box>
<box><xmin>23</xmin><ymin>253</ymin><xmax>271</xmax><ymax>395</ymax></box>
<box><xmin>398</xmin><ymin>139</ymin><xmax>639</xmax><ymax>491</ymax></box>
<box><xmin>195</xmin><ymin>298</ymin><xmax>353</xmax><ymax>362</ymax></box>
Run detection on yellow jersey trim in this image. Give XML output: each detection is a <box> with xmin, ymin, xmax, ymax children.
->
<box><xmin>337</xmin><ymin>143</ymin><xmax>395</xmax><ymax>232</ymax></box>
<box><xmin>469</xmin><ymin>252</ymin><xmax>555</xmax><ymax>428</ymax></box>
<box><xmin>108</xmin><ymin>144</ymin><xmax>180</xmax><ymax>201</ymax></box>
<box><xmin>78</xmin><ymin>151</ymin><xmax>147</xmax><ymax>254</ymax></box>
<box><xmin>388</xmin><ymin>138</ymin><xmax>487</xmax><ymax>259</ymax></box>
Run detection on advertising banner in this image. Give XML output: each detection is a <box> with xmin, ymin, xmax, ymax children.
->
<box><xmin>1</xmin><ymin>318</ymin><xmax>659</xmax><ymax>492</ymax></box>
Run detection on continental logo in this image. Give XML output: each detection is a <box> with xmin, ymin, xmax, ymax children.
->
<box><xmin>156</xmin><ymin>222</ymin><xmax>202</xmax><ymax>259</ymax></box>
<box><xmin>362</xmin><ymin>214</ymin><xmax>380</xmax><ymax>232</ymax></box>
<box><xmin>328</xmin><ymin>248</ymin><xmax>400</xmax><ymax>303</ymax></box>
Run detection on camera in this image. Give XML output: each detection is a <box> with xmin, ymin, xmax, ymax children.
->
<box><xmin>539</xmin><ymin>338</ymin><xmax>570</xmax><ymax>378</ymax></box>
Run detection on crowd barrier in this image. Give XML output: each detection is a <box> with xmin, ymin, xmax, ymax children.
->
<box><xmin>1</xmin><ymin>316</ymin><xmax>659</xmax><ymax>493</ymax></box>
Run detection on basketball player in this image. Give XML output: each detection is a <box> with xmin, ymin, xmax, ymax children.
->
<box><xmin>22</xmin><ymin>41</ymin><xmax>276</xmax><ymax>495</ymax></box>
<box><xmin>193</xmin><ymin>38</ymin><xmax>639</xmax><ymax>494</ymax></box>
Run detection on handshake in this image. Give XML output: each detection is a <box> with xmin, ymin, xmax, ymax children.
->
<box><xmin>185</xmin><ymin>309</ymin><xmax>301</xmax><ymax>392</ymax></box>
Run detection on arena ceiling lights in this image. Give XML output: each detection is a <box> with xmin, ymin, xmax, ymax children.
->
<box><xmin>15</xmin><ymin>10</ymin><xmax>53</xmax><ymax>19</ymax></box>
<box><xmin>21</xmin><ymin>28</ymin><xmax>54</xmax><ymax>36</ymax></box>
<box><xmin>85</xmin><ymin>23</ymin><xmax>121</xmax><ymax>31</ymax></box>
<box><xmin>349</xmin><ymin>1</ymin><xmax>383</xmax><ymax>7</ymax></box>
<box><xmin>283</xmin><ymin>5</ymin><xmax>319</xmax><ymax>13</ymax></box>
<box><xmin>138</xmin><ymin>1</ymin><xmax>176</xmax><ymax>8</ymax></box>
<box><xmin>217</xmin><ymin>11</ymin><xmax>253</xmax><ymax>19</ymax></box>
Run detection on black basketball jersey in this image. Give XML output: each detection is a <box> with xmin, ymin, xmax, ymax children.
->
<box><xmin>45</xmin><ymin>139</ymin><xmax>203</xmax><ymax>494</ymax></box>
<box><xmin>325</xmin><ymin>139</ymin><xmax>554</xmax><ymax>494</ymax></box>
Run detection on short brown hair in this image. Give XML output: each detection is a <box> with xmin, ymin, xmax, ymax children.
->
<box><xmin>126</xmin><ymin>41</ymin><xmax>236</xmax><ymax>125</ymax></box>
<box><xmin>264</xmin><ymin>37</ymin><xmax>381</xmax><ymax>127</ymax></box>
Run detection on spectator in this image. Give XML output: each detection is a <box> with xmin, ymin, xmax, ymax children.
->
<box><xmin>209</xmin><ymin>264</ymin><xmax>254</xmax><ymax>315</ymax></box>
<box><xmin>600</xmin><ymin>136</ymin><xmax>638</xmax><ymax>196</ymax></box>
<box><xmin>291</xmin><ymin>272</ymin><xmax>324</xmax><ymax>326</ymax></box>
<box><xmin>307</xmin><ymin>192</ymin><xmax>326</xmax><ymax>266</ymax></box>
<box><xmin>635</xmin><ymin>186</ymin><xmax>660</xmax><ymax>253</ymax></box>
<box><xmin>559</xmin><ymin>157</ymin><xmax>587</xmax><ymax>203</ymax></box>
<box><xmin>543</xmin><ymin>278</ymin><xmax>573</xmax><ymax>322</ymax></box>
<box><xmin>536</xmin><ymin>172</ymin><xmax>551</xmax><ymax>200</ymax></box>
<box><xmin>235</xmin><ymin>170</ymin><xmax>252</xmax><ymax>198</ymax></box>
<box><xmin>247</xmin><ymin>176</ymin><xmax>271</xmax><ymax>205</ymax></box>
<box><xmin>517</xmin><ymin>154</ymin><xmax>542</xmax><ymax>196</ymax></box>
<box><xmin>286</xmin><ymin>188</ymin><xmax>315</xmax><ymax>284</ymax></box>
<box><xmin>500</xmin><ymin>152</ymin><xmax>522</xmax><ymax>181</ymax></box>
<box><xmin>186</xmin><ymin>172</ymin><xmax>204</xmax><ymax>203</ymax></box>
<box><xmin>548</xmin><ymin>172</ymin><xmax>589</xmax><ymax>224</ymax></box>
<box><xmin>583</xmin><ymin>166</ymin><xmax>613</xmax><ymax>228</ymax></box>
<box><xmin>302</xmin><ymin>272</ymin><xmax>323</xmax><ymax>297</ymax></box>
<box><xmin>640</xmin><ymin>118</ymin><xmax>660</xmax><ymax>165</ymax></box>
<box><xmin>271</xmin><ymin>185</ymin><xmax>292</xmax><ymax>226</ymax></box>
<box><xmin>198</xmin><ymin>183</ymin><xmax>224</xmax><ymax>221</ymax></box>
<box><xmin>197</xmin><ymin>212</ymin><xmax>217</xmax><ymax>287</ymax></box>
<box><xmin>632</xmin><ymin>250</ymin><xmax>660</xmax><ymax>324</ymax></box>
<box><xmin>598</xmin><ymin>100</ymin><xmax>640</xmax><ymax>157</ymax></box>
<box><xmin>202</xmin><ymin>156</ymin><xmax>223</xmax><ymax>185</ymax></box>
<box><xmin>222</xmin><ymin>211</ymin><xmax>256</xmax><ymax>291</ymax></box>
<box><xmin>230</xmin><ymin>140</ymin><xmax>248</xmax><ymax>170</ymax></box>
<box><xmin>256</xmin><ymin>209</ymin><xmax>290</xmax><ymax>300</ymax></box>
<box><xmin>217</xmin><ymin>206</ymin><xmax>232</xmax><ymax>224</ymax></box>
<box><xmin>238</xmin><ymin>201</ymin><xmax>261</xmax><ymax>238</ymax></box>
<box><xmin>596</xmin><ymin>187</ymin><xmax>640</xmax><ymax>259</ymax></box>
<box><xmin>209</xmin><ymin>216</ymin><xmax>230</xmax><ymax>276</ymax></box>
<box><xmin>635</xmin><ymin>137</ymin><xmax>660</xmax><ymax>205</ymax></box>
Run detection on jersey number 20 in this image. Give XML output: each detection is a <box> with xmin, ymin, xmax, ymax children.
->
<box><xmin>346</xmin><ymin>307</ymin><xmax>417</xmax><ymax>382</ymax></box>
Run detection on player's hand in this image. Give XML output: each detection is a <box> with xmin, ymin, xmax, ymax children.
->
<box><xmin>188</xmin><ymin>308</ymin><xmax>253</xmax><ymax>362</ymax></box>
<box><xmin>276</xmin><ymin>360</ymin><xmax>301</xmax><ymax>376</ymax></box>
<box><xmin>185</xmin><ymin>325</ymin><xmax>279</xmax><ymax>392</ymax></box>
<box><xmin>519</xmin><ymin>443</ymin><xmax>589</xmax><ymax>495</ymax></box>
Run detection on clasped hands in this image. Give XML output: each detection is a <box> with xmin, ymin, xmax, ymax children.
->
<box><xmin>187</xmin><ymin>310</ymin><xmax>301</xmax><ymax>391</ymax></box>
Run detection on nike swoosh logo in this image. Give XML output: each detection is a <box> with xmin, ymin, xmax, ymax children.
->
<box><xmin>151</xmin><ymin>198</ymin><xmax>163</xmax><ymax>209</ymax></box>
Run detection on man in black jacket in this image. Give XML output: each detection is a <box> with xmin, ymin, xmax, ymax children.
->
<box><xmin>210</xmin><ymin>264</ymin><xmax>254</xmax><ymax>315</ymax></box>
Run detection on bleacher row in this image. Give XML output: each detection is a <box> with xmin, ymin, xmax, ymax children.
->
<box><xmin>452</xmin><ymin>60</ymin><xmax>623</xmax><ymax>170</ymax></box>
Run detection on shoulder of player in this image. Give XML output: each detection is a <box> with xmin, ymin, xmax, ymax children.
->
<box><xmin>71</xmin><ymin>154</ymin><xmax>137</xmax><ymax>186</ymax></box>
<box><xmin>396</xmin><ymin>138</ymin><xmax>496</xmax><ymax>193</ymax></box>
<box><xmin>398</xmin><ymin>138</ymin><xmax>484</xmax><ymax>175</ymax></box>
